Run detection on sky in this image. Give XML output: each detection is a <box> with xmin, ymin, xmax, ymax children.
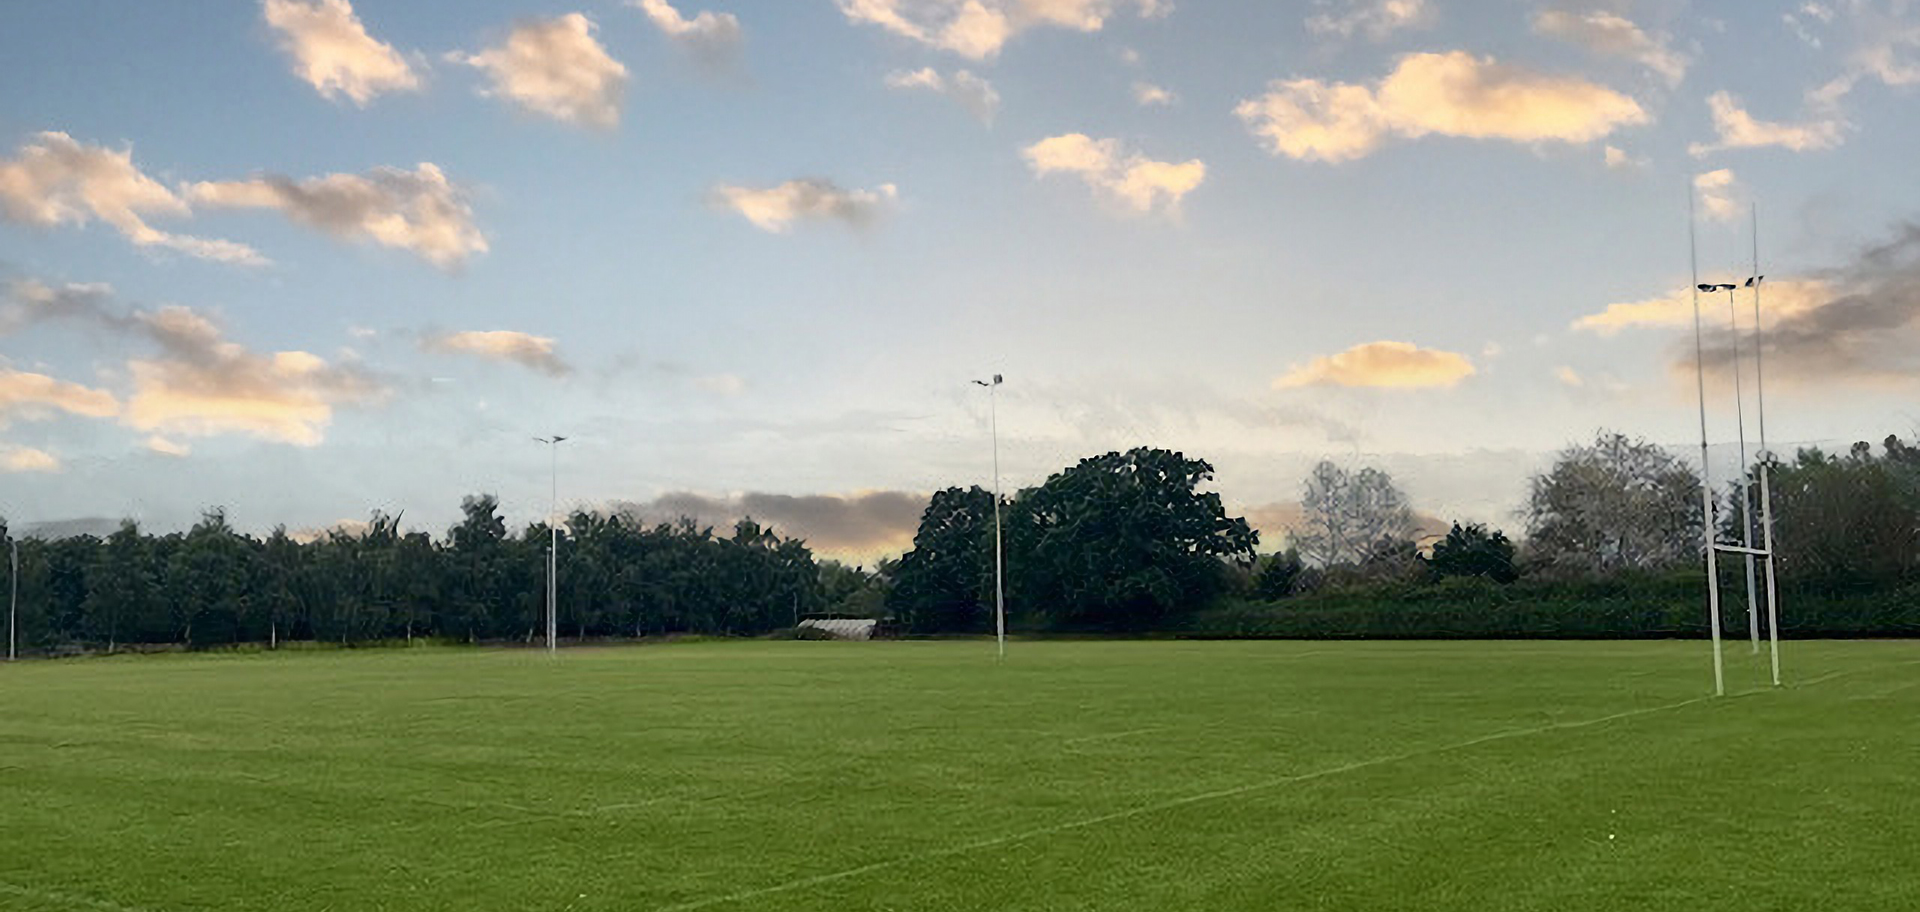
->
<box><xmin>3</xmin><ymin>0</ymin><xmax>1919</xmax><ymax>560</ymax></box>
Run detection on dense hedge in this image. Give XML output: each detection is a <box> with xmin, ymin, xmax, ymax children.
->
<box><xmin>1186</xmin><ymin>574</ymin><xmax>1920</xmax><ymax>640</ymax></box>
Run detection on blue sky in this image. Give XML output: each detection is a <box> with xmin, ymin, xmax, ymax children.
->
<box><xmin>4</xmin><ymin>0</ymin><xmax>1918</xmax><ymax>558</ymax></box>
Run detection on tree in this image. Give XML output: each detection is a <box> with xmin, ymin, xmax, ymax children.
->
<box><xmin>888</xmin><ymin>486</ymin><xmax>997</xmax><ymax>633</ymax></box>
<box><xmin>1292</xmin><ymin>461</ymin><xmax>1416</xmax><ymax>567</ymax></box>
<box><xmin>1524</xmin><ymin>431</ymin><xmax>1702</xmax><ymax>574</ymax></box>
<box><xmin>1007</xmin><ymin>448</ymin><xmax>1258</xmax><ymax>631</ymax></box>
<box><xmin>1250</xmin><ymin>548</ymin><xmax>1304</xmax><ymax>600</ymax></box>
<box><xmin>1427</xmin><ymin>522</ymin><xmax>1518</xmax><ymax>583</ymax></box>
<box><xmin>1762</xmin><ymin>438</ymin><xmax>1920</xmax><ymax>592</ymax></box>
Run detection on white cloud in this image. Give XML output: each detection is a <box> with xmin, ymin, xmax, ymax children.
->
<box><xmin>422</xmin><ymin>330</ymin><xmax>570</xmax><ymax>376</ymax></box>
<box><xmin>1693</xmin><ymin>168</ymin><xmax>1742</xmax><ymax>222</ymax></box>
<box><xmin>1688</xmin><ymin>91</ymin><xmax>1844</xmax><ymax>156</ymax></box>
<box><xmin>0</xmin><ymin>445</ymin><xmax>60</xmax><ymax>473</ymax></box>
<box><xmin>1532</xmin><ymin>9</ymin><xmax>1689</xmax><ymax>87</ymax></box>
<box><xmin>1305</xmin><ymin>0</ymin><xmax>1433</xmax><ymax>41</ymax></box>
<box><xmin>838</xmin><ymin>0</ymin><xmax>1166</xmax><ymax>60</ymax></box>
<box><xmin>145</xmin><ymin>435</ymin><xmax>190</xmax><ymax>457</ymax></box>
<box><xmin>261</xmin><ymin>0</ymin><xmax>420</xmax><ymax>105</ymax></box>
<box><xmin>1604</xmin><ymin>144</ymin><xmax>1646</xmax><ymax>169</ymax></box>
<box><xmin>0</xmin><ymin>132</ymin><xmax>264</xmax><ymax>263</ymax></box>
<box><xmin>1234</xmin><ymin>52</ymin><xmax>1648</xmax><ymax>163</ymax></box>
<box><xmin>454</xmin><ymin>14</ymin><xmax>627</xmax><ymax>128</ymax></box>
<box><xmin>187</xmin><ymin>162</ymin><xmax>486</xmax><ymax>268</ymax></box>
<box><xmin>630</xmin><ymin>0</ymin><xmax>742</xmax><ymax>66</ymax></box>
<box><xmin>1554</xmin><ymin>365</ymin><xmax>1584</xmax><ymax>388</ymax></box>
<box><xmin>1273</xmin><ymin>340</ymin><xmax>1476</xmax><ymax>389</ymax></box>
<box><xmin>1022</xmin><ymin>133</ymin><xmax>1204</xmax><ymax>214</ymax></box>
<box><xmin>884</xmin><ymin>67</ymin><xmax>1001</xmax><ymax>123</ymax></box>
<box><xmin>714</xmin><ymin>179</ymin><xmax>899</xmax><ymax>232</ymax></box>
<box><xmin>1573</xmin><ymin>276</ymin><xmax>1830</xmax><ymax>335</ymax></box>
<box><xmin>1132</xmin><ymin>81</ymin><xmax>1176</xmax><ymax>106</ymax></box>
<box><xmin>0</xmin><ymin>367</ymin><xmax>121</xmax><ymax>426</ymax></box>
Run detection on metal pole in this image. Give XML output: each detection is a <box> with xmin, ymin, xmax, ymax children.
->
<box><xmin>1689</xmin><ymin>192</ymin><xmax>1725</xmax><ymax>696</ymax></box>
<box><xmin>1752</xmin><ymin>206</ymin><xmax>1782</xmax><ymax>685</ymax></box>
<box><xmin>1724</xmin><ymin>286</ymin><xmax>1760</xmax><ymax>654</ymax></box>
<box><xmin>8</xmin><ymin>539</ymin><xmax>16</xmax><ymax>662</ymax></box>
<box><xmin>548</xmin><ymin>439</ymin><xmax>558</xmax><ymax>655</ymax></box>
<box><xmin>1759</xmin><ymin>461</ymin><xmax>1782</xmax><ymax>686</ymax></box>
<box><xmin>990</xmin><ymin>377</ymin><xmax>1006</xmax><ymax>662</ymax></box>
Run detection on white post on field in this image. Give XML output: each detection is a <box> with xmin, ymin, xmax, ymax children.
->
<box><xmin>1688</xmin><ymin>191</ymin><xmax>1725</xmax><ymax>697</ymax></box>
<box><xmin>8</xmin><ymin>538</ymin><xmax>16</xmax><ymax>662</ymax></box>
<box><xmin>1720</xmin><ymin>283</ymin><xmax>1762</xmax><ymax>654</ymax></box>
<box><xmin>535</xmin><ymin>435</ymin><xmax>569</xmax><ymax>654</ymax></box>
<box><xmin>1751</xmin><ymin>205</ymin><xmax>1783</xmax><ymax>686</ymax></box>
<box><xmin>972</xmin><ymin>374</ymin><xmax>1007</xmax><ymax>661</ymax></box>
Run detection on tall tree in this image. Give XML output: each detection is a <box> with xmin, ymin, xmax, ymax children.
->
<box><xmin>1524</xmin><ymin>431</ymin><xmax>1703</xmax><ymax>574</ymax></box>
<box><xmin>1293</xmin><ymin>461</ymin><xmax>1415</xmax><ymax>567</ymax></box>
<box><xmin>888</xmin><ymin>486</ymin><xmax>997</xmax><ymax>633</ymax></box>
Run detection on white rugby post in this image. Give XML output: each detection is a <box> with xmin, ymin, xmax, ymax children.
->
<box><xmin>971</xmin><ymin>374</ymin><xmax>1007</xmax><ymax>661</ymax></box>
<box><xmin>8</xmin><ymin>537</ymin><xmax>16</xmax><ymax>662</ymax></box>
<box><xmin>535</xmin><ymin>435</ymin><xmax>569</xmax><ymax>654</ymax></box>
<box><xmin>1715</xmin><ymin>280</ymin><xmax>1762</xmax><ymax>654</ymax></box>
<box><xmin>1687</xmin><ymin>193</ymin><xmax>1726</xmax><ymax>697</ymax></box>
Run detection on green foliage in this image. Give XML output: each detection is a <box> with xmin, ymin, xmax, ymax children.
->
<box><xmin>1427</xmin><ymin>522</ymin><xmax>1519</xmax><ymax>583</ymax></box>
<box><xmin>1525</xmin><ymin>431</ymin><xmax>1702</xmax><ymax>574</ymax></box>
<box><xmin>1758</xmin><ymin>437</ymin><xmax>1920</xmax><ymax>593</ymax></box>
<box><xmin>1006</xmin><ymin>447</ymin><xmax>1258</xmax><ymax>631</ymax></box>
<box><xmin>1250</xmin><ymin>548</ymin><xmax>1305</xmax><ymax>600</ymax></box>
<box><xmin>888</xmin><ymin>486</ymin><xmax>997</xmax><ymax>633</ymax></box>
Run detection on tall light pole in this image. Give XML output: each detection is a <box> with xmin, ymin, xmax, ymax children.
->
<box><xmin>8</xmin><ymin>537</ymin><xmax>17</xmax><ymax>662</ymax></box>
<box><xmin>971</xmin><ymin>375</ymin><xmax>1006</xmax><ymax>660</ymax></box>
<box><xmin>534</xmin><ymin>435</ymin><xmax>568</xmax><ymax>654</ymax></box>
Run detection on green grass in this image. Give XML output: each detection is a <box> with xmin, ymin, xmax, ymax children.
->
<box><xmin>2</xmin><ymin>639</ymin><xmax>1916</xmax><ymax>911</ymax></box>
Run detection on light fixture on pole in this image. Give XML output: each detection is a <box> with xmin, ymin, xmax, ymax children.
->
<box><xmin>534</xmin><ymin>435</ymin><xmax>569</xmax><ymax>654</ymax></box>
<box><xmin>971</xmin><ymin>374</ymin><xmax>1006</xmax><ymax>661</ymax></box>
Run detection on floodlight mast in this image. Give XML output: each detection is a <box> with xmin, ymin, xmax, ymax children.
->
<box><xmin>1688</xmin><ymin>192</ymin><xmax>1726</xmax><ymax>697</ymax></box>
<box><xmin>972</xmin><ymin>375</ymin><xmax>1007</xmax><ymax>661</ymax></box>
<box><xmin>535</xmin><ymin>435</ymin><xmax>569</xmax><ymax>654</ymax></box>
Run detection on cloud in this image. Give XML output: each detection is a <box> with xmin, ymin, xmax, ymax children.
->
<box><xmin>1</xmin><ymin>445</ymin><xmax>60</xmax><ymax>473</ymax></box>
<box><xmin>1603</xmin><ymin>144</ymin><xmax>1646</xmax><ymax>169</ymax></box>
<box><xmin>454</xmin><ymin>14</ymin><xmax>627</xmax><ymax>128</ymax></box>
<box><xmin>1022</xmin><ymin>133</ymin><xmax>1204</xmax><ymax>214</ymax></box>
<box><xmin>630</xmin><ymin>0</ymin><xmax>742</xmax><ymax>68</ymax></box>
<box><xmin>884</xmin><ymin>67</ymin><xmax>1001</xmax><ymax>123</ymax></box>
<box><xmin>262</xmin><ymin>0</ymin><xmax>421</xmax><ymax>105</ymax></box>
<box><xmin>1235</xmin><ymin>52</ymin><xmax>1647</xmax><ymax>163</ymax></box>
<box><xmin>1694</xmin><ymin>168</ymin><xmax>1742</xmax><ymax>222</ymax></box>
<box><xmin>1574</xmin><ymin>277</ymin><xmax>1831</xmax><ymax>335</ymax></box>
<box><xmin>1688</xmin><ymin>91</ymin><xmax>1844</xmax><ymax>156</ymax></box>
<box><xmin>1</xmin><ymin>279</ymin><xmax>386</xmax><ymax>445</ymax></box>
<box><xmin>0</xmin><ymin>367</ymin><xmax>121</xmax><ymax>426</ymax></box>
<box><xmin>1132</xmin><ymin>81</ymin><xmax>1176</xmax><ymax>106</ymax></box>
<box><xmin>1554</xmin><ymin>366</ymin><xmax>1584</xmax><ymax>388</ymax></box>
<box><xmin>0</xmin><ymin>132</ymin><xmax>264</xmax><ymax>263</ymax></box>
<box><xmin>421</xmin><ymin>329</ymin><xmax>570</xmax><ymax>376</ymax></box>
<box><xmin>145</xmin><ymin>435</ymin><xmax>190</xmax><ymax>456</ymax></box>
<box><xmin>1305</xmin><ymin>0</ymin><xmax>1433</xmax><ymax>41</ymax></box>
<box><xmin>694</xmin><ymin>373</ymin><xmax>747</xmax><ymax>395</ymax></box>
<box><xmin>712</xmin><ymin>179</ymin><xmax>898</xmax><ymax>232</ymax></box>
<box><xmin>187</xmin><ymin>163</ymin><xmax>486</xmax><ymax>268</ymax></box>
<box><xmin>1808</xmin><ymin>2</ymin><xmax>1920</xmax><ymax>103</ymax></box>
<box><xmin>1273</xmin><ymin>340</ymin><xmax>1476</xmax><ymax>389</ymax></box>
<box><xmin>615</xmin><ymin>489</ymin><xmax>928</xmax><ymax>560</ymax></box>
<box><xmin>837</xmin><ymin>0</ymin><xmax>1166</xmax><ymax>60</ymax></box>
<box><xmin>1532</xmin><ymin>9</ymin><xmax>1689</xmax><ymax>87</ymax></box>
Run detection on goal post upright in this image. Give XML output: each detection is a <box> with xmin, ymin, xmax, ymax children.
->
<box><xmin>1688</xmin><ymin>190</ymin><xmax>1725</xmax><ymax>697</ymax></box>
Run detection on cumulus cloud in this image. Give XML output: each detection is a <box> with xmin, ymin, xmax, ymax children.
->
<box><xmin>1</xmin><ymin>445</ymin><xmax>60</xmax><ymax>473</ymax></box>
<box><xmin>145</xmin><ymin>435</ymin><xmax>190</xmax><ymax>456</ymax></box>
<box><xmin>1688</xmin><ymin>91</ymin><xmax>1845</xmax><ymax>156</ymax></box>
<box><xmin>0</xmin><ymin>132</ymin><xmax>263</xmax><ymax>263</ymax></box>
<box><xmin>1132</xmin><ymin>81</ymin><xmax>1176</xmax><ymax>106</ymax></box>
<box><xmin>1022</xmin><ymin>133</ymin><xmax>1204</xmax><ymax>214</ymax></box>
<box><xmin>1273</xmin><ymin>340</ymin><xmax>1476</xmax><ymax>389</ymax></box>
<box><xmin>630</xmin><ymin>0</ymin><xmax>742</xmax><ymax>67</ymax></box>
<box><xmin>187</xmin><ymin>163</ymin><xmax>485</xmax><ymax>268</ymax></box>
<box><xmin>421</xmin><ymin>329</ymin><xmax>570</xmax><ymax>376</ymax></box>
<box><xmin>837</xmin><ymin>0</ymin><xmax>1166</xmax><ymax>60</ymax></box>
<box><xmin>0</xmin><ymin>367</ymin><xmax>121</xmax><ymax>426</ymax></box>
<box><xmin>262</xmin><ymin>0</ymin><xmax>421</xmax><ymax>105</ymax></box>
<box><xmin>1</xmin><ymin>279</ymin><xmax>386</xmax><ymax>445</ymax></box>
<box><xmin>884</xmin><ymin>67</ymin><xmax>1001</xmax><ymax>123</ymax></box>
<box><xmin>1603</xmin><ymin>144</ymin><xmax>1646</xmax><ymax>169</ymax></box>
<box><xmin>1235</xmin><ymin>52</ymin><xmax>1647</xmax><ymax>163</ymax></box>
<box><xmin>713</xmin><ymin>179</ymin><xmax>898</xmax><ymax>232</ymax></box>
<box><xmin>454</xmin><ymin>14</ymin><xmax>627</xmax><ymax>128</ymax></box>
<box><xmin>614</xmin><ymin>489</ymin><xmax>928</xmax><ymax>559</ymax></box>
<box><xmin>1574</xmin><ymin>277</ymin><xmax>1831</xmax><ymax>336</ymax></box>
<box><xmin>1694</xmin><ymin>168</ymin><xmax>1742</xmax><ymax>222</ymax></box>
<box><xmin>1305</xmin><ymin>0</ymin><xmax>1433</xmax><ymax>41</ymax></box>
<box><xmin>1532</xmin><ymin>9</ymin><xmax>1689</xmax><ymax>87</ymax></box>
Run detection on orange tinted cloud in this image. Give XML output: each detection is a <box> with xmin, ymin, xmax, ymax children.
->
<box><xmin>1274</xmin><ymin>340</ymin><xmax>1476</xmax><ymax>389</ymax></box>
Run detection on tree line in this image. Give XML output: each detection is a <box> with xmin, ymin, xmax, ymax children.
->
<box><xmin>4</xmin><ymin>430</ymin><xmax>1917</xmax><ymax>650</ymax></box>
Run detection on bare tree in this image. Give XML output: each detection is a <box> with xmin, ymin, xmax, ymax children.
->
<box><xmin>1524</xmin><ymin>431</ymin><xmax>1703</xmax><ymax>573</ymax></box>
<box><xmin>1293</xmin><ymin>461</ymin><xmax>1415</xmax><ymax>566</ymax></box>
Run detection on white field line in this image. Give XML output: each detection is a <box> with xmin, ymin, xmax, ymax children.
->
<box><xmin>1062</xmin><ymin>727</ymin><xmax>1167</xmax><ymax>745</ymax></box>
<box><xmin>648</xmin><ymin>694</ymin><xmax>1715</xmax><ymax>912</ymax></box>
<box><xmin>0</xmin><ymin>882</ymin><xmax>160</xmax><ymax>912</ymax></box>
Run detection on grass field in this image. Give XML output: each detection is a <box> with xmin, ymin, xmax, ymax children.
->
<box><xmin>2</xmin><ymin>639</ymin><xmax>1916</xmax><ymax>911</ymax></box>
